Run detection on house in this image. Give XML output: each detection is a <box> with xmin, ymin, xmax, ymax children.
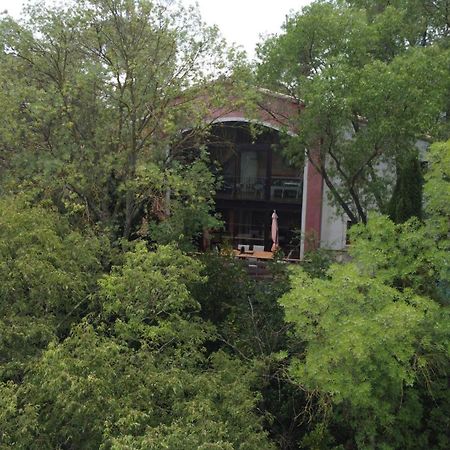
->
<box><xmin>193</xmin><ymin>88</ymin><xmax>349</xmax><ymax>260</ymax></box>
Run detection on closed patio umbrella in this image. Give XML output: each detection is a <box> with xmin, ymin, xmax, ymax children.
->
<box><xmin>271</xmin><ymin>210</ymin><xmax>279</xmax><ymax>252</ymax></box>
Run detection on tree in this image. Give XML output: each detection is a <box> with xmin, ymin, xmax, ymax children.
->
<box><xmin>0</xmin><ymin>243</ymin><xmax>274</xmax><ymax>449</ymax></box>
<box><xmin>423</xmin><ymin>139</ymin><xmax>450</xmax><ymax>302</ymax></box>
<box><xmin>423</xmin><ymin>140</ymin><xmax>450</xmax><ymax>236</ymax></box>
<box><xmin>257</xmin><ymin>0</ymin><xmax>449</xmax><ymax>223</ymax></box>
<box><xmin>346</xmin><ymin>0</ymin><xmax>450</xmax><ymax>46</ymax></box>
<box><xmin>191</xmin><ymin>253</ymin><xmax>311</xmax><ymax>449</ymax></box>
<box><xmin>0</xmin><ymin>196</ymin><xmax>104</xmax><ymax>382</ymax></box>
<box><xmin>387</xmin><ymin>152</ymin><xmax>424</xmax><ymax>223</ymax></box>
<box><xmin>279</xmin><ymin>217</ymin><xmax>450</xmax><ymax>448</ymax></box>
<box><xmin>278</xmin><ymin>139</ymin><xmax>450</xmax><ymax>447</ymax></box>
<box><xmin>0</xmin><ymin>0</ymin><xmax>250</xmax><ymax>241</ymax></box>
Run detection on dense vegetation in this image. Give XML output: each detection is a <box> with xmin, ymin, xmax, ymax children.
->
<box><xmin>0</xmin><ymin>1</ymin><xmax>449</xmax><ymax>449</ymax></box>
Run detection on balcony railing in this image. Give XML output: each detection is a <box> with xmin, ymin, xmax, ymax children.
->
<box><xmin>217</xmin><ymin>176</ymin><xmax>302</xmax><ymax>203</ymax></box>
<box><xmin>270</xmin><ymin>177</ymin><xmax>303</xmax><ymax>202</ymax></box>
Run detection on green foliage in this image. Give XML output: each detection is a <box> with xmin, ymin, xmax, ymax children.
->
<box><xmin>0</xmin><ymin>0</ymin><xmax>250</xmax><ymax>242</ymax></box>
<box><xmin>0</xmin><ymin>241</ymin><xmax>273</xmax><ymax>449</ymax></box>
<box><xmin>349</xmin><ymin>216</ymin><xmax>443</xmax><ymax>299</ymax></box>
<box><xmin>0</xmin><ymin>196</ymin><xmax>103</xmax><ymax>380</ymax></box>
<box><xmin>300</xmin><ymin>248</ymin><xmax>333</xmax><ymax>279</ymax></box>
<box><xmin>1</xmin><ymin>2</ymin><xmax>449</xmax><ymax>449</ymax></box>
<box><xmin>148</xmin><ymin>159</ymin><xmax>222</xmax><ymax>251</ymax></box>
<box><xmin>345</xmin><ymin>0</ymin><xmax>450</xmax><ymax>46</ymax></box>
<box><xmin>280</xmin><ymin>209</ymin><xmax>450</xmax><ymax>447</ymax></box>
<box><xmin>191</xmin><ymin>254</ymin><xmax>313</xmax><ymax>448</ymax></box>
<box><xmin>193</xmin><ymin>253</ymin><xmax>291</xmax><ymax>358</ymax></box>
<box><xmin>424</xmin><ymin>140</ymin><xmax>450</xmax><ymax>236</ymax></box>
<box><xmin>388</xmin><ymin>152</ymin><xmax>424</xmax><ymax>223</ymax></box>
<box><xmin>257</xmin><ymin>0</ymin><xmax>449</xmax><ymax>223</ymax></box>
<box><xmin>0</xmin><ymin>326</ymin><xmax>273</xmax><ymax>450</ymax></box>
<box><xmin>423</xmin><ymin>139</ymin><xmax>450</xmax><ymax>302</ymax></box>
<box><xmin>98</xmin><ymin>242</ymin><xmax>211</xmax><ymax>353</ymax></box>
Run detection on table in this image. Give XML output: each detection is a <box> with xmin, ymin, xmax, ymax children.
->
<box><xmin>233</xmin><ymin>250</ymin><xmax>274</xmax><ymax>260</ymax></box>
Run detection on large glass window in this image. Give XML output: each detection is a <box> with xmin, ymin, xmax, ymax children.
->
<box><xmin>209</xmin><ymin>122</ymin><xmax>302</xmax><ymax>203</ymax></box>
<box><xmin>207</xmin><ymin>122</ymin><xmax>303</xmax><ymax>255</ymax></box>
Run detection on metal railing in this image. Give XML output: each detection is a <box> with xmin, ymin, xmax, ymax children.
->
<box><xmin>217</xmin><ymin>176</ymin><xmax>302</xmax><ymax>202</ymax></box>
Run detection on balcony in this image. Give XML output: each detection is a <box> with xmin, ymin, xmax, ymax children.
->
<box><xmin>217</xmin><ymin>176</ymin><xmax>302</xmax><ymax>203</ymax></box>
<box><xmin>270</xmin><ymin>177</ymin><xmax>303</xmax><ymax>201</ymax></box>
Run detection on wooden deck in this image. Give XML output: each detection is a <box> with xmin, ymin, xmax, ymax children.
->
<box><xmin>233</xmin><ymin>249</ymin><xmax>274</xmax><ymax>260</ymax></box>
<box><xmin>232</xmin><ymin>250</ymin><xmax>300</xmax><ymax>279</ymax></box>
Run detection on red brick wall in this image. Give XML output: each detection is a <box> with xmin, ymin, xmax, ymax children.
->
<box><xmin>303</xmin><ymin>154</ymin><xmax>323</xmax><ymax>252</ymax></box>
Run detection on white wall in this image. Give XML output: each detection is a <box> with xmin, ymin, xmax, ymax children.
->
<box><xmin>320</xmin><ymin>183</ymin><xmax>348</xmax><ymax>250</ymax></box>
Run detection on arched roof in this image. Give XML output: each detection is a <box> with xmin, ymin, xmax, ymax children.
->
<box><xmin>204</xmin><ymin>88</ymin><xmax>301</xmax><ymax>135</ymax></box>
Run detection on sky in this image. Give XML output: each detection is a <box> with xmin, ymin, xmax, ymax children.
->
<box><xmin>0</xmin><ymin>0</ymin><xmax>312</xmax><ymax>58</ymax></box>
<box><xmin>186</xmin><ymin>0</ymin><xmax>312</xmax><ymax>58</ymax></box>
